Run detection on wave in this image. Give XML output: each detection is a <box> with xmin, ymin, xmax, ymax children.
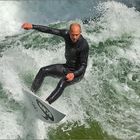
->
<box><xmin>0</xmin><ymin>1</ymin><xmax>140</xmax><ymax>139</ymax></box>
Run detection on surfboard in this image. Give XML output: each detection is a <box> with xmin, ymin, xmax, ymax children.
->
<box><xmin>22</xmin><ymin>88</ymin><xmax>66</xmax><ymax>123</ymax></box>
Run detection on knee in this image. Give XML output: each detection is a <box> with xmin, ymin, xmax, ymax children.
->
<box><xmin>39</xmin><ymin>67</ymin><xmax>48</xmax><ymax>75</ymax></box>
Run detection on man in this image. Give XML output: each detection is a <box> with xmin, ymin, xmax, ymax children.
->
<box><xmin>22</xmin><ymin>22</ymin><xmax>89</xmax><ymax>104</ymax></box>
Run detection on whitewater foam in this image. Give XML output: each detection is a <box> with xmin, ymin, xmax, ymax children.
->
<box><xmin>0</xmin><ymin>1</ymin><xmax>140</xmax><ymax>139</ymax></box>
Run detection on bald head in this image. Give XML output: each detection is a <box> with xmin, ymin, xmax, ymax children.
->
<box><xmin>70</xmin><ymin>23</ymin><xmax>81</xmax><ymax>32</ymax></box>
<box><xmin>69</xmin><ymin>23</ymin><xmax>81</xmax><ymax>43</ymax></box>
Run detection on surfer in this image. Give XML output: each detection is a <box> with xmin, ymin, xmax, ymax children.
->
<box><xmin>22</xmin><ymin>22</ymin><xmax>89</xmax><ymax>104</ymax></box>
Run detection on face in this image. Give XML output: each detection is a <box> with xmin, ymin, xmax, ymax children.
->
<box><xmin>69</xmin><ymin>25</ymin><xmax>81</xmax><ymax>43</ymax></box>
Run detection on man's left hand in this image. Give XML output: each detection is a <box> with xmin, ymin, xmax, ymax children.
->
<box><xmin>66</xmin><ymin>73</ymin><xmax>74</xmax><ymax>81</ymax></box>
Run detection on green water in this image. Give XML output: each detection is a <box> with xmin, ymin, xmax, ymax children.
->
<box><xmin>0</xmin><ymin>1</ymin><xmax>140</xmax><ymax>140</ymax></box>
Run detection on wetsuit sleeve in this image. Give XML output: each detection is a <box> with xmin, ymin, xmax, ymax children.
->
<box><xmin>32</xmin><ymin>24</ymin><xmax>67</xmax><ymax>37</ymax></box>
<box><xmin>74</xmin><ymin>42</ymin><xmax>89</xmax><ymax>77</ymax></box>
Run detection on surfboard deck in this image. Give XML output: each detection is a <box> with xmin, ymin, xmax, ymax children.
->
<box><xmin>22</xmin><ymin>88</ymin><xmax>66</xmax><ymax>123</ymax></box>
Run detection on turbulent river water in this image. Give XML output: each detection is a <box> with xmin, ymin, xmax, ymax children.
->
<box><xmin>0</xmin><ymin>0</ymin><xmax>140</xmax><ymax>139</ymax></box>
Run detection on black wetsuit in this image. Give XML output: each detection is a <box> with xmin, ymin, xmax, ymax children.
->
<box><xmin>31</xmin><ymin>25</ymin><xmax>89</xmax><ymax>104</ymax></box>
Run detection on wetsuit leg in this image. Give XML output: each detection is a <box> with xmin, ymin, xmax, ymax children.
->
<box><xmin>46</xmin><ymin>75</ymin><xmax>83</xmax><ymax>104</ymax></box>
<box><xmin>46</xmin><ymin>77</ymin><xmax>67</xmax><ymax>104</ymax></box>
<box><xmin>31</xmin><ymin>64</ymin><xmax>66</xmax><ymax>93</ymax></box>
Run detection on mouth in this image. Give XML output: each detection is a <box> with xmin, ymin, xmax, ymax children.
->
<box><xmin>72</xmin><ymin>39</ymin><xmax>77</xmax><ymax>42</ymax></box>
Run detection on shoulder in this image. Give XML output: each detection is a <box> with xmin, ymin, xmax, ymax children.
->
<box><xmin>61</xmin><ymin>29</ymin><xmax>69</xmax><ymax>37</ymax></box>
<box><xmin>79</xmin><ymin>36</ymin><xmax>89</xmax><ymax>50</ymax></box>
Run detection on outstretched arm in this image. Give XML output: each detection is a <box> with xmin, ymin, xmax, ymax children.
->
<box><xmin>22</xmin><ymin>22</ymin><xmax>67</xmax><ymax>37</ymax></box>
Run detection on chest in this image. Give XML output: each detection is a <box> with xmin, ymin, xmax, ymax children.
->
<box><xmin>65</xmin><ymin>44</ymin><xmax>81</xmax><ymax>58</ymax></box>
<box><xmin>64</xmin><ymin>36</ymin><xmax>82</xmax><ymax>58</ymax></box>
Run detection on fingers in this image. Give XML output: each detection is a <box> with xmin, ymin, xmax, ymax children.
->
<box><xmin>66</xmin><ymin>73</ymin><xmax>74</xmax><ymax>81</ymax></box>
<box><xmin>22</xmin><ymin>23</ymin><xmax>33</xmax><ymax>30</ymax></box>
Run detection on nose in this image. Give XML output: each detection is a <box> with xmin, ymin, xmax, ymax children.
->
<box><xmin>73</xmin><ymin>35</ymin><xmax>77</xmax><ymax>39</ymax></box>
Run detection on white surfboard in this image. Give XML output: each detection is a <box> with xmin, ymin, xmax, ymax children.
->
<box><xmin>22</xmin><ymin>88</ymin><xmax>66</xmax><ymax>123</ymax></box>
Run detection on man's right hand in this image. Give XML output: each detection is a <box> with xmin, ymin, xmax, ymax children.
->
<box><xmin>22</xmin><ymin>23</ymin><xmax>33</xmax><ymax>30</ymax></box>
